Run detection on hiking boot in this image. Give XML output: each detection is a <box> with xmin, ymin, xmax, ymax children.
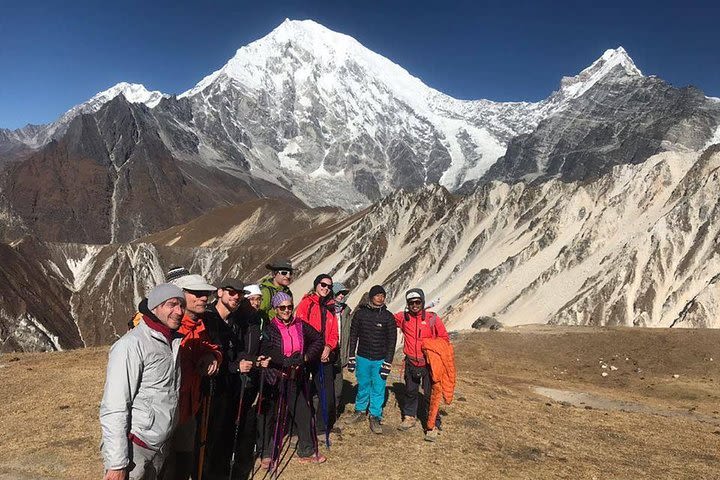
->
<box><xmin>344</xmin><ymin>410</ymin><xmax>367</xmax><ymax>425</ymax></box>
<box><xmin>369</xmin><ymin>416</ymin><xmax>383</xmax><ymax>434</ymax></box>
<box><xmin>424</xmin><ymin>428</ymin><xmax>439</xmax><ymax>442</ymax></box>
<box><xmin>397</xmin><ymin>416</ymin><xmax>417</xmax><ymax>431</ymax></box>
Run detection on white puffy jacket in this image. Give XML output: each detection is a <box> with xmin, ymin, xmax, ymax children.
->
<box><xmin>99</xmin><ymin>319</ymin><xmax>181</xmax><ymax>470</ymax></box>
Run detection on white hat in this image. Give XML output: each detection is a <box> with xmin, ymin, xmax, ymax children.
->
<box><xmin>244</xmin><ymin>284</ymin><xmax>262</xmax><ymax>297</ymax></box>
<box><xmin>173</xmin><ymin>274</ymin><xmax>216</xmax><ymax>291</ymax></box>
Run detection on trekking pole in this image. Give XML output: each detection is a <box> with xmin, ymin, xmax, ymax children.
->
<box><xmin>197</xmin><ymin>378</ymin><xmax>215</xmax><ymax>480</ymax></box>
<box><xmin>317</xmin><ymin>364</ymin><xmax>330</xmax><ymax>449</ymax></box>
<box><xmin>228</xmin><ymin>374</ymin><xmax>248</xmax><ymax>480</ymax></box>
<box><xmin>256</xmin><ymin>369</ymin><xmax>266</xmax><ymax>415</ymax></box>
<box><xmin>269</xmin><ymin>370</ymin><xmax>289</xmax><ymax>476</ymax></box>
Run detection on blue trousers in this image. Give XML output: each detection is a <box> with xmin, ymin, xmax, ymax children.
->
<box><xmin>355</xmin><ymin>356</ymin><xmax>386</xmax><ymax>418</ymax></box>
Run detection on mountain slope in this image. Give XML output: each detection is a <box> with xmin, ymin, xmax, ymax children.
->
<box><xmin>289</xmin><ymin>146</ymin><xmax>720</xmax><ymax>330</ymax></box>
<box><xmin>4</xmin><ymin>96</ymin><xmax>296</xmax><ymax>243</ymax></box>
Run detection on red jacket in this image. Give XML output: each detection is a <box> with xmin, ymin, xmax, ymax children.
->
<box><xmin>177</xmin><ymin>315</ymin><xmax>222</xmax><ymax>424</ymax></box>
<box><xmin>394</xmin><ymin>310</ymin><xmax>449</xmax><ymax>367</ymax></box>
<box><xmin>296</xmin><ymin>293</ymin><xmax>339</xmax><ymax>350</ymax></box>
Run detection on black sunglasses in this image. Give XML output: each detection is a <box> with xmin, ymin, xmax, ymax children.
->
<box><xmin>318</xmin><ymin>281</ymin><xmax>333</xmax><ymax>289</ymax></box>
<box><xmin>186</xmin><ymin>289</ymin><xmax>212</xmax><ymax>297</ymax></box>
<box><xmin>407</xmin><ymin>299</ymin><xmax>423</xmax><ymax>305</ymax></box>
<box><xmin>276</xmin><ymin>304</ymin><xmax>294</xmax><ymax>312</ymax></box>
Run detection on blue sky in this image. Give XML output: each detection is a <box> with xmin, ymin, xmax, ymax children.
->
<box><xmin>1</xmin><ymin>0</ymin><xmax>718</xmax><ymax>129</ymax></box>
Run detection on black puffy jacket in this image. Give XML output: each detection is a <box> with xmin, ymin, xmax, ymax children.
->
<box><xmin>348</xmin><ymin>303</ymin><xmax>397</xmax><ymax>364</ymax></box>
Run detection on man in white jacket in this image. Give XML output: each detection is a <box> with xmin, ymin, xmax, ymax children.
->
<box><xmin>100</xmin><ymin>284</ymin><xmax>185</xmax><ymax>480</ymax></box>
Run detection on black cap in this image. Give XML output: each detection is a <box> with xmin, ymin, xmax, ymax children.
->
<box><xmin>266</xmin><ymin>258</ymin><xmax>294</xmax><ymax>271</ymax></box>
<box><xmin>218</xmin><ymin>278</ymin><xmax>249</xmax><ymax>293</ymax></box>
<box><xmin>165</xmin><ymin>266</ymin><xmax>190</xmax><ymax>283</ymax></box>
<box><xmin>369</xmin><ymin>285</ymin><xmax>386</xmax><ymax>297</ymax></box>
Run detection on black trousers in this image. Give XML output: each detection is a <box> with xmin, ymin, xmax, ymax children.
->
<box><xmin>203</xmin><ymin>375</ymin><xmax>257</xmax><ymax>479</ymax></box>
<box><xmin>312</xmin><ymin>361</ymin><xmax>337</xmax><ymax>432</ymax></box>
<box><xmin>402</xmin><ymin>358</ymin><xmax>441</xmax><ymax>427</ymax></box>
<box><xmin>257</xmin><ymin>375</ymin><xmax>316</xmax><ymax>459</ymax></box>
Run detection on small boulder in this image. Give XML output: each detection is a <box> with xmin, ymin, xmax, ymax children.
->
<box><xmin>472</xmin><ymin>316</ymin><xmax>503</xmax><ymax>330</ymax></box>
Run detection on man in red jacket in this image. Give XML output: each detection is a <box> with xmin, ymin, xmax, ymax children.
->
<box><xmin>394</xmin><ymin>288</ymin><xmax>449</xmax><ymax>433</ymax></box>
<box><xmin>163</xmin><ymin>274</ymin><xmax>222</xmax><ymax>480</ymax></box>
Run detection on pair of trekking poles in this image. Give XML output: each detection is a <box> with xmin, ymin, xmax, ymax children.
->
<box><xmin>195</xmin><ymin>375</ymin><xmax>250</xmax><ymax>480</ymax></box>
<box><xmin>266</xmin><ymin>363</ymin><xmax>332</xmax><ymax>478</ymax></box>
<box><xmin>197</xmin><ymin>363</ymin><xmax>331</xmax><ymax>480</ymax></box>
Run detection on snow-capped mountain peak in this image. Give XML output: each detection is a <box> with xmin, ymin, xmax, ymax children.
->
<box><xmin>85</xmin><ymin>82</ymin><xmax>167</xmax><ymax>109</ymax></box>
<box><xmin>558</xmin><ymin>46</ymin><xmax>642</xmax><ymax>100</ymax></box>
<box><xmin>180</xmin><ymin>19</ymin><xmax>432</xmax><ymax>109</ymax></box>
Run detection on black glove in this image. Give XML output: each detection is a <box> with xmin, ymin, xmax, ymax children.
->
<box><xmin>228</xmin><ymin>360</ymin><xmax>240</xmax><ymax>374</ymax></box>
<box><xmin>380</xmin><ymin>361</ymin><xmax>391</xmax><ymax>380</ymax></box>
<box><xmin>283</xmin><ymin>352</ymin><xmax>303</xmax><ymax>368</ymax></box>
<box><xmin>347</xmin><ymin>356</ymin><xmax>356</xmax><ymax>373</ymax></box>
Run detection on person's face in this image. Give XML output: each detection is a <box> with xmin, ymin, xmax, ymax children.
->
<box><xmin>273</xmin><ymin>270</ymin><xmax>293</xmax><ymax>287</ymax></box>
<box><xmin>407</xmin><ymin>298</ymin><xmax>423</xmax><ymax>313</ymax></box>
<box><xmin>315</xmin><ymin>277</ymin><xmax>333</xmax><ymax>298</ymax></box>
<box><xmin>184</xmin><ymin>289</ymin><xmax>212</xmax><ymax>315</ymax></box>
<box><xmin>247</xmin><ymin>294</ymin><xmax>262</xmax><ymax>310</ymax></box>
<box><xmin>335</xmin><ymin>292</ymin><xmax>346</xmax><ymax>303</ymax></box>
<box><xmin>276</xmin><ymin>301</ymin><xmax>294</xmax><ymax>322</ymax></box>
<box><xmin>371</xmin><ymin>293</ymin><xmax>386</xmax><ymax>307</ymax></box>
<box><xmin>153</xmin><ymin>298</ymin><xmax>185</xmax><ymax>330</ymax></box>
<box><xmin>218</xmin><ymin>288</ymin><xmax>242</xmax><ymax>311</ymax></box>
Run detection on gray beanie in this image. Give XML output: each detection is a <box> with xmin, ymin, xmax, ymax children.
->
<box><xmin>148</xmin><ymin>283</ymin><xmax>185</xmax><ymax>310</ymax></box>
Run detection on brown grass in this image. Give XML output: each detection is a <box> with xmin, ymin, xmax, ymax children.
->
<box><xmin>2</xmin><ymin>326</ymin><xmax>720</xmax><ymax>479</ymax></box>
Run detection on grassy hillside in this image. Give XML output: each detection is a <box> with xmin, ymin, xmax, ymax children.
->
<box><xmin>1</xmin><ymin>326</ymin><xmax>719</xmax><ymax>479</ymax></box>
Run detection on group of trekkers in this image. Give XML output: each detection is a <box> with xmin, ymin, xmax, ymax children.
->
<box><xmin>99</xmin><ymin>259</ymin><xmax>456</xmax><ymax>480</ymax></box>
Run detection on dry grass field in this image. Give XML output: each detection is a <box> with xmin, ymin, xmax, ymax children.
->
<box><xmin>2</xmin><ymin>325</ymin><xmax>720</xmax><ymax>479</ymax></box>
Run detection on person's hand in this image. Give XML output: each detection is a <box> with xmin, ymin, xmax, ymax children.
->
<box><xmin>257</xmin><ymin>355</ymin><xmax>271</xmax><ymax>368</ymax></box>
<box><xmin>198</xmin><ymin>353</ymin><xmax>219</xmax><ymax>376</ymax></box>
<box><xmin>347</xmin><ymin>356</ymin><xmax>356</xmax><ymax>373</ymax></box>
<box><xmin>321</xmin><ymin>346</ymin><xmax>331</xmax><ymax>363</ymax></box>
<box><xmin>239</xmin><ymin>360</ymin><xmax>253</xmax><ymax>373</ymax></box>
<box><xmin>104</xmin><ymin>469</ymin><xmax>127</xmax><ymax>480</ymax></box>
<box><xmin>380</xmin><ymin>362</ymin><xmax>391</xmax><ymax>381</ymax></box>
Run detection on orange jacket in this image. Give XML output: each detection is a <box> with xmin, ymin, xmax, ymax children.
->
<box><xmin>422</xmin><ymin>337</ymin><xmax>456</xmax><ymax>430</ymax></box>
<box><xmin>177</xmin><ymin>315</ymin><xmax>222</xmax><ymax>424</ymax></box>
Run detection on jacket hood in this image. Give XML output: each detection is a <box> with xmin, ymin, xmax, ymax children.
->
<box><xmin>405</xmin><ymin>288</ymin><xmax>426</xmax><ymax>305</ymax></box>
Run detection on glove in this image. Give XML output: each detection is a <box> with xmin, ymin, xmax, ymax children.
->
<box><xmin>347</xmin><ymin>356</ymin><xmax>356</xmax><ymax>373</ymax></box>
<box><xmin>283</xmin><ymin>352</ymin><xmax>303</xmax><ymax>368</ymax></box>
<box><xmin>228</xmin><ymin>360</ymin><xmax>240</xmax><ymax>374</ymax></box>
<box><xmin>380</xmin><ymin>361</ymin><xmax>391</xmax><ymax>380</ymax></box>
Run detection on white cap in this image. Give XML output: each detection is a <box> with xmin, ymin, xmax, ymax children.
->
<box><xmin>173</xmin><ymin>274</ymin><xmax>216</xmax><ymax>291</ymax></box>
<box><xmin>244</xmin><ymin>284</ymin><xmax>262</xmax><ymax>297</ymax></box>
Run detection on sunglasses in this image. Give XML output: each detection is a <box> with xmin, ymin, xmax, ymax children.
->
<box><xmin>223</xmin><ymin>289</ymin><xmax>242</xmax><ymax>297</ymax></box>
<box><xmin>407</xmin><ymin>299</ymin><xmax>423</xmax><ymax>306</ymax></box>
<box><xmin>318</xmin><ymin>281</ymin><xmax>333</xmax><ymax>289</ymax></box>
<box><xmin>275</xmin><ymin>270</ymin><xmax>293</xmax><ymax>277</ymax></box>
<box><xmin>186</xmin><ymin>289</ymin><xmax>212</xmax><ymax>298</ymax></box>
<box><xmin>276</xmin><ymin>304</ymin><xmax>294</xmax><ymax>312</ymax></box>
